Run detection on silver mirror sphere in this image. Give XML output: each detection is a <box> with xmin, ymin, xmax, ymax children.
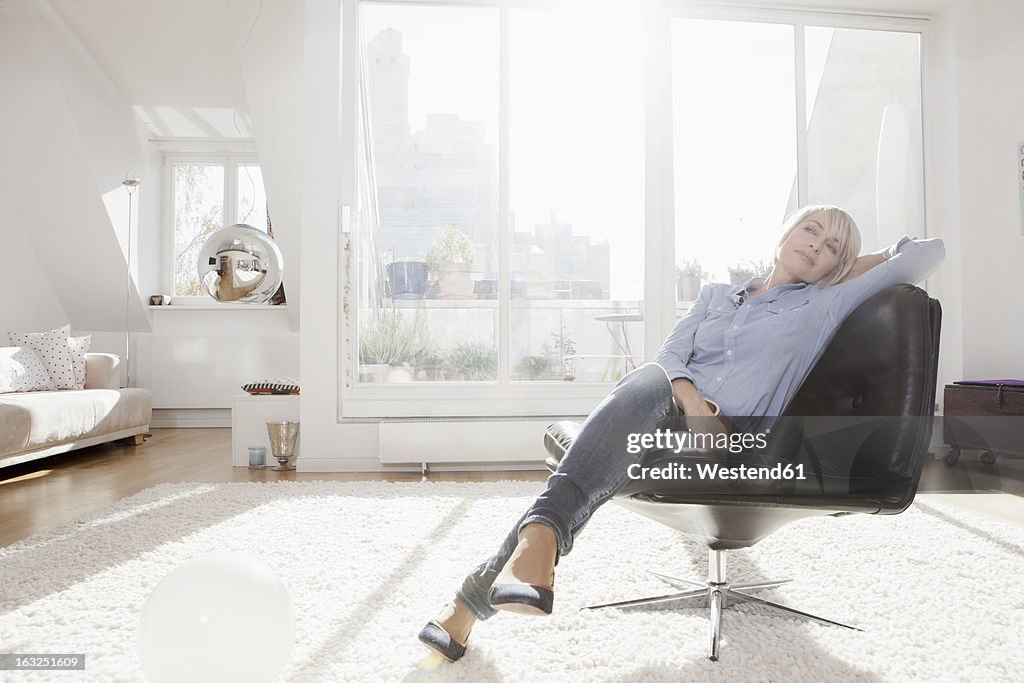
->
<box><xmin>198</xmin><ymin>224</ymin><xmax>284</xmax><ymax>304</ymax></box>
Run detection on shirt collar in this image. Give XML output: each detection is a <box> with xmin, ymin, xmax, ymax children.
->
<box><xmin>728</xmin><ymin>276</ymin><xmax>808</xmax><ymax>306</ymax></box>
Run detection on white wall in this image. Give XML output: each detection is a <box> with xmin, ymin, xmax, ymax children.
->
<box><xmin>947</xmin><ymin>0</ymin><xmax>1024</xmax><ymax>379</ymax></box>
<box><xmin>921</xmin><ymin>3</ymin><xmax>964</xmax><ymax>395</ymax></box>
<box><xmin>0</xmin><ymin>0</ymin><xmax>149</xmax><ymax>344</ymax></box>
<box><xmin>0</xmin><ymin>187</ymin><xmax>67</xmax><ymax>334</ymax></box>
<box><xmin>137</xmin><ymin>308</ymin><xmax>298</xmax><ymax>409</ymax></box>
<box><xmin>298</xmin><ymin>0</ymin><xmax>384</xmax><ymax>469</ymax></box>
<box><xmin>228</xmin><ymin>0</ymin><xmax>304</xmax><ymax>334</ymax></box>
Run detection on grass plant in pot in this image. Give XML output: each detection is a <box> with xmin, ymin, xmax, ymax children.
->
<box><xmin>357</xmin><ymin>310</ymin><xmax>430</xmax><ymax>383</ymax></box>
<box><xmin>514</xmin><ymin>353</ymin><xmax>558</xmax><ymax>381</ymax></box>
<box><xmin>442</xmin><ymin>341</ymin><xmax>497</xmax><ymax>381</ymax></box>
<box><xmin>426</xmin><ymin>225</ymin><xmax>475</xmax><ymax>299</ymax></box>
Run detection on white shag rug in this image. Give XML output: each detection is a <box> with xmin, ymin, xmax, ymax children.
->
<box><xmin>1</xmin><ymin>480</ymin><xmax>1022</xmax><ymax>682</ymax></box>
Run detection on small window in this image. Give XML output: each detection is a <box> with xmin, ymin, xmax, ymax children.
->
<box><xmin>168</xmin><ymin>155</ymin><xmax>267</xmax><ymax>298</ymax></box>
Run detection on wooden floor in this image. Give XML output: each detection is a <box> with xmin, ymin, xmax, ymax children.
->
<box><xmin>0</xmin><ymin>429</ymin><xmax>548</xmax><ymax>548</ymax></box>
<box><xmin>1</xmin><ymin>428</ymin><xmax>1021</xmax><ymax>548</ymax></box>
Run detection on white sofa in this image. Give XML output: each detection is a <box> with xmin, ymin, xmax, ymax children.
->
<box><xmin>0</xmin><ymin>353</ymin><xmax>152</xmax><ymax>468</ymax></box>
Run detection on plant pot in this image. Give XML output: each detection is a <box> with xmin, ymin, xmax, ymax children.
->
<box><xmin>386</xmin><ymin>261</ymin><xmax>428</xmax><ymax>299</ymax></box>
<box><xmin>677</xmin><ymin>275</ymin><xmax>701</xmax><ymax>300</ymax></box>
<box><xmin>414</xmin><ymin>364</ymin><xmax>444</xmax><ymax>381</ymax></box>
<box><xmin>386</xmin><ymin>365</ymin><xmax>415</xmax><ymax>382</ymax></box>
<box><xmin>359</xmin><ymin>363</ymin><xmax>389</xmax><ymax>383</ymax></box>
<box><xmin>474</xmin><ymin>279</ymin><xmax>498</xmax><ymax>299</ymax></box>
<box><xmin>438</xmin><ymin>262</ymin><xmax>475</xmax><ymax>299</ymax></box>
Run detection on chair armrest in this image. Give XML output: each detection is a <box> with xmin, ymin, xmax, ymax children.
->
<box><xmin>84</xmin><ymin>353</ymin><xmax>121</xmax><ymax>389</ymax></box>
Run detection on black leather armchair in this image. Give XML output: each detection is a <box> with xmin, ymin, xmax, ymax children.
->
<box><xmin>543</xmin><ymin>284</ymin><xmax>942</xmax><ymax>661</ymax></box>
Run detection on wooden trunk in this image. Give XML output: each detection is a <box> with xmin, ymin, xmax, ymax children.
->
<box><xmin>942</xmin><ymin>383</ymin><xmax>1024</xmax><ymax>464</ymax></box>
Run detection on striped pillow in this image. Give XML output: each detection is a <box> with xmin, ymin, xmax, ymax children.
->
<box><xmin>241</xmin><ymin>378</ymin><xmax>300</xmax><ymax>395</ymax></box>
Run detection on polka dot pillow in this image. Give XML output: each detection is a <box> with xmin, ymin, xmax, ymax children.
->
<box><xmin>0</xmin><ymin>346</ymin><xmax>56</xmax><ymax>393</ymax></box>
<box><xmin>7</xmin><ymin>326</ymin><xmax>77</xmax><ymax>390</ymax></box>
<box><xmin>67</xmin><ymin>334</ymin><xmax>92</xmax><ymax>389</ymax></box>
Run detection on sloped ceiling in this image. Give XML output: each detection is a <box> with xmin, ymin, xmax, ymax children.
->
<box><xmin>48</xmin><ymin>0</ymin><xmax>243</xmax><ymax>121</ymax></box>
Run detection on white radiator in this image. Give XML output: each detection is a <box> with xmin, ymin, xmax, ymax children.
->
<box><xmin>378</xmin><ymin>418</ymin><xmax>561</xmax><ymax>464</ymax></box>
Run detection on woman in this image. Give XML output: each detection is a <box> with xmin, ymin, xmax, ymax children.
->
<box><xmin>418</xmin><ymin>205</ymin><xmax>946</xmax><ymax>662</ymax></box>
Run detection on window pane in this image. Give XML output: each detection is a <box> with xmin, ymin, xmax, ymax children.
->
<box><xmin>509</xmin><ymin>7</ymin><xmax>645</xmax><ymax>383</ymax></box>
<box><xmin>803</xmin><ymin>27</ymin><xmax>923</xmax><ymax>251</ymax></box>
<box><xmin>237</xmin><ymin>165</ymin><xmax>268</xmax><ymax>232</ymax></box>
<box><xmin>358</xmin><ymin>4</ymin><xmax>499</xmax><ymax>383</ymax></box>
<box><xmin>672</xmin><ymin>19</ymin><xmax>796</xmax><ymax>292</ymax></box>
<box><xmin>174</xmin><ymin>164</ymin><xmax>224</xmax><ymax>296</ymax></box>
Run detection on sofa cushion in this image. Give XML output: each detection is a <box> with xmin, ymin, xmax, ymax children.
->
<box><xmin>83</xmin><ymin>353</ymin><xmax>121</xmax><ymax>390</ymax></box>
<box><xmin>0</xmin><ymin>347</ymin><xmax>55</xmax><ymax>393</ymax></box>
<box><xmin>0</xmin><ymin>388</ymin><xmax>152</xmax><ymax>458</ymax></box>
<box><xmin>68</xmin><ymin>335</ymin><xmax>92</xmax><ymax>390</ymax></box>
<box><xmin>7</xmin><ymin>327</ymin><xmax>76</xmax><ymax>390</ymax></box>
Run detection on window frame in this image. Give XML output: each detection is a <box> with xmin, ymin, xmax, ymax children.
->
<box><xmin>161</xmin><ymin>150</ymin><xmax>265</xmax><ymax>304</ymax></box>
<box><xmin>338</xmin><ymin>0</ymin><xmax>932</xmax><ymax>420</ymax></box>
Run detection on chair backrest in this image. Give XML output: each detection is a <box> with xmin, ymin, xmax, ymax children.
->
<box><xmin>771</xmin><ymin>284</ymin><xmax>942</xmax><ymax>511</ymax></box>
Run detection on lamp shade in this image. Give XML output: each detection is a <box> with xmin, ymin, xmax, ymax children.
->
<box><xmin>198</xmin><ymin>224</ymin><xmax>284</xmax><ymax>304</ymax></box>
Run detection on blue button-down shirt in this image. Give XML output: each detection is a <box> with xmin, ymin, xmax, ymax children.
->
<box><xmin>655</xmin><ymin>235</ymin><xmax>945</xmax><ymax>435</ymax></box>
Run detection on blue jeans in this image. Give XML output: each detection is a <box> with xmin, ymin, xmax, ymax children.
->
<box><xmin>456</xmin><ymin>363</ymin><xmax>685</xmax><ymax>621</ymax></box>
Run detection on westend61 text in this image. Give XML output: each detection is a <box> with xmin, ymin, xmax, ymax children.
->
<box><xmin>627</xmin><ymin>462</ymin><xmax>807</xmax><ymax>481</ymax></box>
<box><xmin>626</xmin><ymin>428</ymin><xmax>768</xmax><ymax>455</ymax></box>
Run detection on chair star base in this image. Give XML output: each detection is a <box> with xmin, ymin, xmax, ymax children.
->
<box><xmin>580</xmin><ymin>549</ymin><xmax>861</xmax><ymax>661</ymax></box>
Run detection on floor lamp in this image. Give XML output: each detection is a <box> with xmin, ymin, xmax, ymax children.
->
<box><xmin>123</xmin><ymin>175</ymin><xmax>140</xmax><ymax>387</ymax></box>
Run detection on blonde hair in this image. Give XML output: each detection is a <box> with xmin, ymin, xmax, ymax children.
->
<box><xmin>776</xmin><ymin>205</ymin><xmax>861</xmax><ymax>287</ymax></box>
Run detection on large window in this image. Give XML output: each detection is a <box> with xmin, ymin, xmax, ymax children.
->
<box><xmin>167</xmin><ymin>155</ymin><xmax>267</xmax><ymax>298</ymax></box>
<box><xmin>342</xmin><ymin>0</ymin><xmax>926</xmax><ymax>418</ymax></box>
<box><xmin>672</xmin><ymin>19</ymin><xmax>922</xmax><ymax>291</ymax></box>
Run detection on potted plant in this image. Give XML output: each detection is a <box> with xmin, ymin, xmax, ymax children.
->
<box><xmin>514</xmin><ymin>353</ymin><xmax>558</xmax><ymax>381</ymax></box>
<box><xmin>386</xmin><ymin>257</ymin><xmax>429</xmax><ymax>300</ymax></box>
<box><xmin>676</xmin><ymin>259</ymin><xmax>705</xmax><ymax>300</ymax></box>
<box><xmin>551</xmin><ymin>325</ymin><xmax>577</xmax><ymax>380</ymax></box>
<box><xmin>425</xmin><ymin>225</ymin><xmax>475</xmax><ymax>299</ymax></box>
<box><xmin>442</xmin><ymin>341</ymin><xmax>497</xmax><ymax>381</ymax></box>
<box><xmin>412</xmin><ymin>347</ymin><xmax>445</xmax><ymax>381</ymax></box>
<box><xmin>513</xmin><ymin>326</ymin><xmax>577</xmax><ymax>381</ymax></box>
<box><xmin>728</xmin><ymin>259</ymin><xmax>773</xmax><ymax>287</ymax></box>
<box><xmin>357</xmin><ymin>310</ymin><xmax>429</xmax><ymax>383</ymax></box>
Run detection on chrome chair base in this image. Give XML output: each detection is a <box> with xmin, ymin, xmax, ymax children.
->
<box><xmin>581</xmin><ymin>549</ymin><xmax>861</xmax><ymax>661</ymax></box>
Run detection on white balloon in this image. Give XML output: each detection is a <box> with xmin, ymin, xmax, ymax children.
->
<box><xmin>138</xmin><ymin>552</ymin><xmax>295</xmax><ymax>683</ymax></box>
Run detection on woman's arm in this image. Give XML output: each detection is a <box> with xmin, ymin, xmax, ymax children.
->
<box><xmin>826</xmin><ymin>235</ymin><xmax>945</xmax><ymax>321</ymax></box>
<box><xmin>654</xmin><ymin>285</ymin><xmax>719</xmax><ymax>416</ymax></box>
<box><xmin>839</xmin><ymin>248</ymin><xmax>888</xmax><ymax>283</ymax></box>
<box><xmin>654</xmin><ymin>284</ymin><xmax>713</xmax><ymax>386</ymax></box>
<box><xmin>672</xmin><ymin>378</ymin><xmax>719</xmax><ymax>417</ymax></box>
